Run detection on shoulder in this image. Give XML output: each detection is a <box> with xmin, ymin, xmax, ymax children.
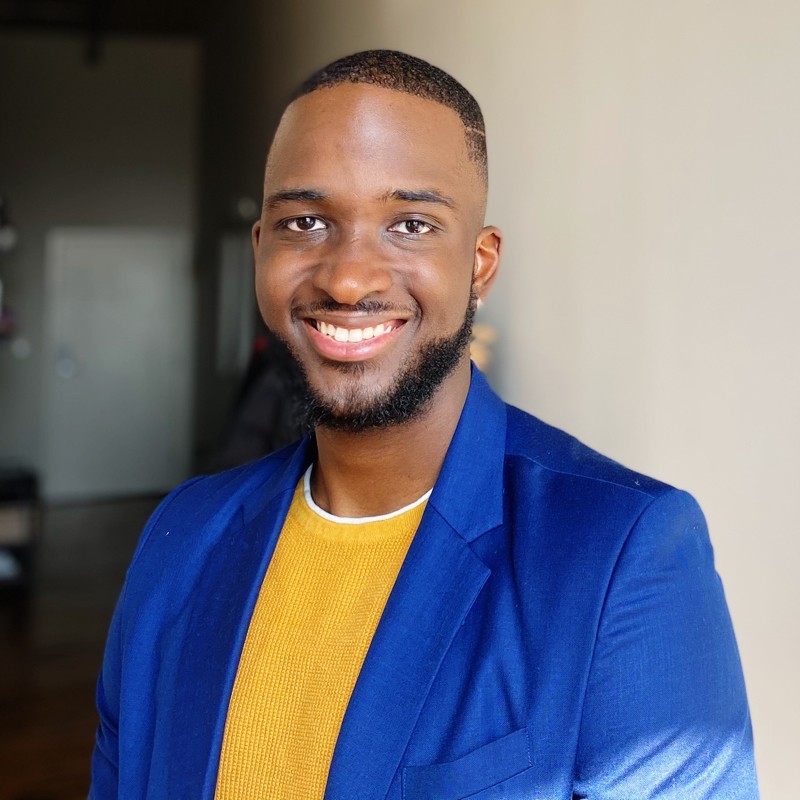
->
<box><xmin>129</xmin><ymin>440</ymin><xmax>305</xmax><ymax>566</ymax></box>
<box><xmin>498</xmin><ymin>403</ymin><xmax>706</xmax><ymax>580</ymax></box>
<box><xmin>504</xmin><ymin>402</ymin><xmax>672</xmax><ymax>501</ymax></box>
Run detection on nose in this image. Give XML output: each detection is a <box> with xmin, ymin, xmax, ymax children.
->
<box><xmin>312</xmin><ymin>232</ymin><xmax>392</xmax><ymax>306</ymax></box>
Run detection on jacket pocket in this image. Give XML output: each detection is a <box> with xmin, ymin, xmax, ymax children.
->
<box><xmin>402</xmin><ymin>727</ymin><xmax>532</xmax><ymax>800</ymax></box>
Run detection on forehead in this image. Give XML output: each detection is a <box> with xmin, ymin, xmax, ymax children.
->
<box><xmin>265</xmin><ymin>83</ymin><xmax>480</xmax><ymax>200</ymax></box>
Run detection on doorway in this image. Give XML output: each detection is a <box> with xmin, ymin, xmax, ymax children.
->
<box><xmin>42</xmin><ymin>228</ymin><xmax>193</xmax><ymax>501</ymax></box>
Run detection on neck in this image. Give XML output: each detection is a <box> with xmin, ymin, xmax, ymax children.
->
<box><xmin>310</xmin><ymin>365</ymin><xmax>471</xmax><ymax>518</ymax></box>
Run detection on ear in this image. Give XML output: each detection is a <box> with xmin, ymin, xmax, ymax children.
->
<box><xmin>252</xmin><ymin>220</ymin><xmax>262</xmax><ymax>254</ymax></box>
<box><xmin>472</xmin><ymin>225</ymin><xmax>502</xmax><ymax>302</ymax></box>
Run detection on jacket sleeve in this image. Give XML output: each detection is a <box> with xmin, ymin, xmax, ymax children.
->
<box><xmin>572</xmin><ymin>489</ymin><xmax>759</xmax><ymax>799</ymax></box>
<box><xmin>89</xmin><ymin>585</ymin><xmax>125</xmax><ymax>799</ymax></box>
<box><xmin>88</xmin><ymin>477</ymin><xmax>204</xmax><ymax>799</ymax></box>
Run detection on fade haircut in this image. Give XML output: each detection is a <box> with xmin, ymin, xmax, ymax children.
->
<box><xmin>292</xmin><ymin>50</ymin><xmax>488</xmax><ymax>183</ymax></box>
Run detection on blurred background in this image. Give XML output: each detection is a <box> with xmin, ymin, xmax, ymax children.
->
<box><xmin>0</xmin><ymin>1</ymin><xmax>797</xmax><ymax>797</ymax></box>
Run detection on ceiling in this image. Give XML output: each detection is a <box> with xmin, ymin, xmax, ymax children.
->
<box><xmin>0</xmin><ymin>0</ymin><xmax>202</xmax><ymax>62</ymax></box>
<box><xmin>0</xmin><ymin>0</ymin><xmax>202</xmax><ymax>37</ymax></box>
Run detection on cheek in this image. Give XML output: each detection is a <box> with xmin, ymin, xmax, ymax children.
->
<box><xmin>403</xmin><ymin>248</ymin><xmax>475</xmax><ymax>321</ymax></box>
<box><xmin>254</xmin><ymin>259</ymin><xmax>290</xmax><ymax>329</ymax></box>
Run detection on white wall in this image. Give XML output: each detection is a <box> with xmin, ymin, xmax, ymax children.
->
<box><xmin>0</xmin><ymin>32</ymin><xmax>199</xmax><ymax>473</ymax></box>
<box><xmin>201</xmin><ymin>3</ymin><xmax>798</xmax><ymax>793</ymax></box>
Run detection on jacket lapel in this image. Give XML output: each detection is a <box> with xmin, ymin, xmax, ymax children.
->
<box><xmin>324</xmin><ymin>368</ymin><xmax>507</xmax><ymax>800</ymax></box>
<box><xmin>166</xmin><ymin>441</ymin><xmax>312</xmax><ymax>799</ymax></box>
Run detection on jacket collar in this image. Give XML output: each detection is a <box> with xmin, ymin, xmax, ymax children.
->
<box><xmin>428</xmin><ymin>365</ymin><xmax>506</xmax><ymax>543</ymax></box>
<box><xmin>178</xmin><ymin>442</ymin><xmax>312</xmax><ymax>799</ymax></box>
<box><xmin>324</xmin><ymin>366</ymin><xmax>507</xmax><ymax>799</ymax></box>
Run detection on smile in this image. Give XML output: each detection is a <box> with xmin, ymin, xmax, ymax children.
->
<box><xmin>314</xmin><ymin>320</ymin><xmax>396</xmax><ymax>343</ymax></box>
<box><xmin>304</xmin><ymin>317</ymin><xmax>407</xmax><ymax>362</ymax></box>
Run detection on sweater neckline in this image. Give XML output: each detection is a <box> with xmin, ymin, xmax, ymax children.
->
<box><xmin>302</xmin><ymin>464</ymin><xmax>432</xmax><ymax>525</ymax></box>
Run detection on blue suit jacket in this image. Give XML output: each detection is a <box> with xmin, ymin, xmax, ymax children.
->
<box><xmin>91</xmin><ymin>369</ymin><xmax>757</xmax><ymax>799</ymax></box>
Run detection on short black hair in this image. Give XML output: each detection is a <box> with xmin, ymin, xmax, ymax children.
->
<box><xmin>292</xmin><ymin>50</ymin><xmax>487</xmax><ymax>182</ymax></box>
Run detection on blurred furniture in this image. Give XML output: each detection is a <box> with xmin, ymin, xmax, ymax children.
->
<box><xmin>0</xmin><ymin>465</ymin><xmax>39</xmax><ymax>592</ymax></box>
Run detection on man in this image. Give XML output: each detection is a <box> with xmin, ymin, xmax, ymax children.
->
<box><xmin>91</xmin><ymin>51</ymin><xmax>757</xmax><ymax>799</ymax></box>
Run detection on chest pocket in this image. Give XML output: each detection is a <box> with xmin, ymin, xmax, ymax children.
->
<box><xmin>402</xmin><ymin>727</ymin><xmax>532</xmax><ymax>800</ymax></box>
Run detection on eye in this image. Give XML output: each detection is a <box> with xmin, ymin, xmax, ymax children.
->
<box><xmin>389</xmin><ymin>219</ymin><xmax>434</xmax><ymax>236</ymax></box>
<box><xmin>283</xmin><ymin>216</ymin><xmax>327</xmax><ymax>232</ymax></box>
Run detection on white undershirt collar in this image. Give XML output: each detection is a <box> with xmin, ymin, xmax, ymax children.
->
<box><xmin>302</xmin><ymin>464</ymin><xmax>432</xmax><ymax>525</ymax></box>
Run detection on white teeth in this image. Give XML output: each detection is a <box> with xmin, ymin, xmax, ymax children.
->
<box><xmin>314</xmin><ymin>321</ymin><xmax>395</xmax><ymax>342</ymax></box>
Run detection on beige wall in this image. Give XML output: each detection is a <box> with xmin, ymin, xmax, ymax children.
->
<box><xmin>201</xmin><ymin>2</ymin><xmax>798</xmax><ymax>793</ymax></box>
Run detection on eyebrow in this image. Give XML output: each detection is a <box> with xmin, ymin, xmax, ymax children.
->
<box><xmin>384</xmin><ymin>189</ymin><xmax>455</xmax><ymax>208</ymax></box>
<box><xmin>263</xmin><ymin>187</ymin><xmax>456</xmax><ymax>210</ymax></box>
<box><xmin>264</xmin><ymin>189</ymin><xmax>327</xmax><ymax>209</ymax></box>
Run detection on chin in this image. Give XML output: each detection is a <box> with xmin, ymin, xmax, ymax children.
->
<box><xmin>284</xmin><ymin>294</ymin><xmax>476</xmax><ymax>433</ymax></box>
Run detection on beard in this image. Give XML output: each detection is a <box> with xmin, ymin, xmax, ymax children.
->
<box><xmin>284</xmin><ymin>292</ymin><xmax>476</xmax><ymax>433</ymax></box>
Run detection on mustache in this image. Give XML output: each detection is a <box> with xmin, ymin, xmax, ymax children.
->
<box><xmin>292</xmin><ymin>299</ymin><xmax>417</xmax><ymax>317</ymax></box>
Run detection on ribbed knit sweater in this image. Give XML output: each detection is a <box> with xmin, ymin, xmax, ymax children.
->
<box><xmin>214</xmin><ymin>471</ymin><xmax>428</xmax><ymax>799</ymax></box>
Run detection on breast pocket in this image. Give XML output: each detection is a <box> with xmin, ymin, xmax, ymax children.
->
<box><xmin>402</xmin><ymin>727</ymin><xmax>532</xmax><ymax>800</ymax></box>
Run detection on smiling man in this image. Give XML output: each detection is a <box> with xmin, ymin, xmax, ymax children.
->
<box><xmin>91</xmin><ymin>51</ymin><xmax>758</xmax><ymax>799</ymax></box>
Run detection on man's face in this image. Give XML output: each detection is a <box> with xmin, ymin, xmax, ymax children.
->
<box><xmin>253</xmin><ymin>83</ymin><xmax>499</xmax><ymax>429</ymax></box>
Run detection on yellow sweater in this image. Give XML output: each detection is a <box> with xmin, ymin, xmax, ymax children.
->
<box><xmin>214</xmin><ymin>471</ymin><xmax>428</xmax><ymax>799</ymax></box>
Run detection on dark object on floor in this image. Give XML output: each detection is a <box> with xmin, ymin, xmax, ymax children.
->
<box><xmin>0</xmin><ymin>466</ymin><xmax>39</xmax><ymax>595</ymax></box>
